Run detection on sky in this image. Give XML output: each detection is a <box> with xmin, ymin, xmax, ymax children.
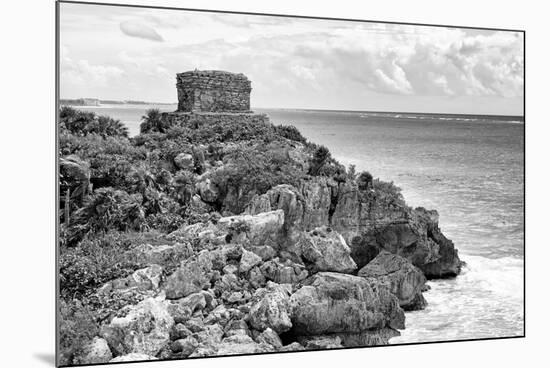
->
<box><xmin>59</xmin><ymin>2</ymin><xmax>524</xmax><ymax>115</ymax></box>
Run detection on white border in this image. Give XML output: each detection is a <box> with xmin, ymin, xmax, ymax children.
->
<box><xmin>2</xmin><ymin>1</ymin><xmax>547</xmax><ymax>367</ymax></box>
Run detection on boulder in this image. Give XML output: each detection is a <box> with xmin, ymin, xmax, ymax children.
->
<box><xmin>297</xmin><ymin>227</ymin><xmax>357</xmax><ymax>273</ymax></box>
<box><xmin>170</xmin><ymin>336</ymin><xmax>198</xmax><ymax>356</ymax></box>
<box><xmin>290</xmin><ymin>272</ymin><xmax>404</xmax><ymax>341</ymax></box>
<box><xmin>74</xmin><ymin>337</ymin><xmax>112</xmax><ymax>365</ymax></box>
<box><xmin>358</xmin><ymin>251</ymin><xmax>427</xmax><ymax>310</ymax></box>
<box><xmin>109</xmin><ymin>353</ymin><xmax>158</xmax><ymax>362</ymax></box>
<box><xmin>174</xmin><ymin>153</ymin><xmax>194</xmax><ymax>170</ymax></box>
<box><xmin>239</xmin><ymin>249</ymin><xmax>263</xmax><ymax>273</ymax></box>
<box><xmin>196</xmin><ymin>178</ymin><xmax>219</xmax><ymax>203</ymax></box>
<box><xmin>218</xmin><ymin>210</ymin><xmax>285</xmax><ymax>248</ymax></box>
<box><xmin>101</xmin><ymin>297</ymin><xmax>174</xmax><ymax>357</ymax></box>
<box><xmin>214</xmin><ymin>335</ymin><xmax>274</xmax><ymax>356</ymax></box>
<box><xmin>249</xmin><ymin>282</ymin><xmax>293</xmax><ymax>334</ymax></box>
<box><xmin>260</xmin><ymin>258</ymin><xmax>308</xmax><ymax>284</ymax></box>
<box><xmin>254</xmin><ymin>328</ymin><xmax>283</xmax><ymax>349</ymax></box>
<box><xmin>164</xmin><ymin>251</ymin><xmax>213</xmax><ymax>299</ymax></box>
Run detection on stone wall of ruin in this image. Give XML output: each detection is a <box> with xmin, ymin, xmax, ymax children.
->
<box><xmin>176</xmin><ymin>71</ymin><xmax>252</xmax><ymax>112</ymax></box>
<box><xmin>163</xmin><ymin>112</ymin><xmax>269</xmax><ymax>129</ymax></box>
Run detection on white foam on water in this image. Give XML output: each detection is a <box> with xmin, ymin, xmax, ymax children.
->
<box><xmin>391</xmin><ymin>254</ymin><xmax>524</xmax><ymax>344</ymax></box>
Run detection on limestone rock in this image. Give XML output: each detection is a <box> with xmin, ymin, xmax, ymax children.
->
<box><xmin>126</xmin><ymin>243</ymin><xmax>193</xmax><ymax>266</ymax></box>
<box><xmin>174</xmin><ymin>153</ymin><xmax>194</xmax><ymax>170</ymax></box>
<box><xmin>298</xmin><ymin>227</ymin><xmax>357</xmax><ymax>273</ymax></box>
<box><xmin>249</xmin><ymin>281</ymin><xmax>293</xmax><ymax>334</ymax></box>
<box><xmin>299</xmin><ymin>335</ymin><xmax>343</xmax><ymax>350</ymax></box>
<box><xmin>218</xmin><ymin>210</ymin><xmax>285</xmax><ymax>248</ymax></box>
<box><xmin>260</xmin><ymin>258</ymin><xmax>308</xmax><ymax>284</ymax></box>
<box><xmin>171</xmin><ymin>336</ymin><xmax>198</xmax><ymax>356</ymax></box>
<box><xmin>74</xmin><ymin>337</ymin><xmax>112</xmax><ymax>365</ymax></box>
<box><xmin>164</xmin><ymin>252</ymin><xmax>213</xmax><ymax>299</ymax></box>
<box><xmin>101</xmin><ymin>297</ymin><xmax>174</xmax><ymax>357</ymax></box>
<box><xmin>214</xmin><ymin>335</ymin><xmax>274</xmax><ymax>356</ymax></box>
<box><xmin>239</xmin><ymin>249</ymin><xmax>263</xmax><ymax>273</ymax></box>
<box><xmin>358</xmin><ymin>251</ymin><xmax>427</xmax><ymax>310</ymax></box>
<box><xmin>255</xmin><ymin>328</ymin><xmax>283</xmax><ymax>349</ymax></box>
<box><xmin>109</xmin><ymin>353</ymin><xmax>158</xmax><ymax>362</ymax></box>
<box><xmin>196</xmin><ymin>178</ymin><xmax>219</xmax><ymax>203</ymax></box>
<box><xmin>290</xmin><ymin>272</ymin><xmax>404</xmax><ymax>339</ymax></box>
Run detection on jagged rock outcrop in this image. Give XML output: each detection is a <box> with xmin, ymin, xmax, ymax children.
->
<box><xmin>348</xmin><ymin>207</ymin><xmax>462</xmax><ymax>278</ymax></box>
<box><xmin>246</xmin><ymin>180</ymin><xmax>461</xmax><ymax>279</ymax></box>
<box><xmin>358</xmin><ymin>251</ymin><xmax>427</xmax><ymax>310</ymax></box>
<box><xmin>290</xmin><ymin>272</ymin><xmax>404</xmax><ymax>346</ymax></box>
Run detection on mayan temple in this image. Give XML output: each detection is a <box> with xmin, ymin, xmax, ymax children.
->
<box><xmin>164</xmin><ymin>70</ymin><xmax>269</xmax><ymax>126</ymax></box>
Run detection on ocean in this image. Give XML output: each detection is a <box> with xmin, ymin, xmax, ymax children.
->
<box><xmin>75</xmin><ymin>104</ymin><xmax>525</xmax><ymax>343</ymax></box>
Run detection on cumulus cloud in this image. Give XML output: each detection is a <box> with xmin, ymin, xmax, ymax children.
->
<box><xmin>61</xmin><ymin>45</ymin><xmax>124</xmax><ymax>90</ymax></box>
<box><xmin>119</xmin><ymin>20</ymin><xmax>164</xmax><ymax>41</ymax></box>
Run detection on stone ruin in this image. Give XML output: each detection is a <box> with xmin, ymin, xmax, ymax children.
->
<box><xmin>165</xmin><ymin>70</ymin><xmax>268</xmax><ymax>127</ymax></box>
<box><xmin>176</xmin><ymin>70</ymin><xmax>251</xmax><ymax>112</ymax></box>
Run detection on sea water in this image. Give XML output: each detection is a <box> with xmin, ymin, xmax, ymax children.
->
<box><xmin>76</xmin><ymin>105</ymin><xmax>525</xmax><ymax>342</ymax></box>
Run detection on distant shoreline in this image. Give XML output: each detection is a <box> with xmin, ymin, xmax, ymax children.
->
<box><xmin>61</xmin><ymin>99</ymin><xmax>524</xmax><ymax>122</ymax></box>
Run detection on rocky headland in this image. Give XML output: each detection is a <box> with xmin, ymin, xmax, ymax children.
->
<box><xmin>58</xmin><ymin>70</ymin><xmax>462</xmax><ymax>365</ymax></box>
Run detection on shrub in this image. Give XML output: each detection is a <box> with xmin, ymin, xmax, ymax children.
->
<box><xmin>308</xmin><ymin>145</ymin><xmax>331</xmax><ymax>176</ymax></box>
<box><xmin>357</xmin><ymin>171</ymin><xmax>373</xmax><ymax>190</ymax></box>
<box><xmin>58</xmin><ymin>299</ymin><xmax>99</xmax><ymax>366</ymax></box>
<box><xmin>370</xmin><ymin>179</ymin><xmax>405</xmax><ymax>207</ymax></box>
<box><xmin>60</xmin><ymin>107</ymin><xmax>128</xmax><ymax>138</ymax></box>
<box><xmin>59</xmin><ymin>231</ymin><xmax>149</xmax><ymax>298</ymax></box>
<box><xmin>140</xmin><ymin>108</ymin><xmax>170</xmax><ymax>134</ymax></box>
<box><xmin>67</xmin><ymin>188</ymin><xmax>146</xmax><ymax>244</ymax></box>
<box><xmin>274</xmin><ymin>124</ymin><xmax>307</xmax><ymax>143</ymax></box>
<box><xmin>210</xmin><ymin>143</ymin><xmax>305</xmax><ymax>213</ymax></box>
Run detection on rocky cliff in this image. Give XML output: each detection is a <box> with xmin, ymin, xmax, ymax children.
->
<box><xmin>58</xmin><ymin>71</ymin><xmax>462</xmax><ymax>365</ymax></box>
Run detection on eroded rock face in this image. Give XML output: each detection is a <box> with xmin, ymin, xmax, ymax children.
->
<box><xmin>101</xmin><ymin>297</ymin><xmax>174</xmax><ymax>357</ymax></box>
<box><xmin>290</xmin><ymin>272</ymin><xmax>404</xmax><ymax>343</ymax></box>
<box><xmin>249</xmin><ymin>282</ymin><xmax>293</xmax><ymax>334</ymax></box>
<box><xmin>297</xmin><ymin>227</ymin><xmax>356</xmax><ymax>273</ymax></box>
<box><xmin>358</xmin><ymin>251</ymin><xmax>427</xmax><ymax>310</ymax></box>
<box><xmin>350</xmin><ymin>208</ymin><xmax>462</xmax><ymax>278</ymax></box>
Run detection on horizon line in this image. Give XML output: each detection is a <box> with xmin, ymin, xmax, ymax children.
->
<box><xmin>59</xmin><ymin>98</ymin><xmax>524</xmax><ymax>119</ymax></box>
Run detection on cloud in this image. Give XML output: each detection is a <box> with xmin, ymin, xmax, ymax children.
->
<box><xmin>61</xmin><ymin>45</ymin><xmax>125</xmax><ymax>90</ymax></box>
<box><xmin>119</xmin><ymin>20</ymin><xmax>164</xmax><ymax>42</ymax></box>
